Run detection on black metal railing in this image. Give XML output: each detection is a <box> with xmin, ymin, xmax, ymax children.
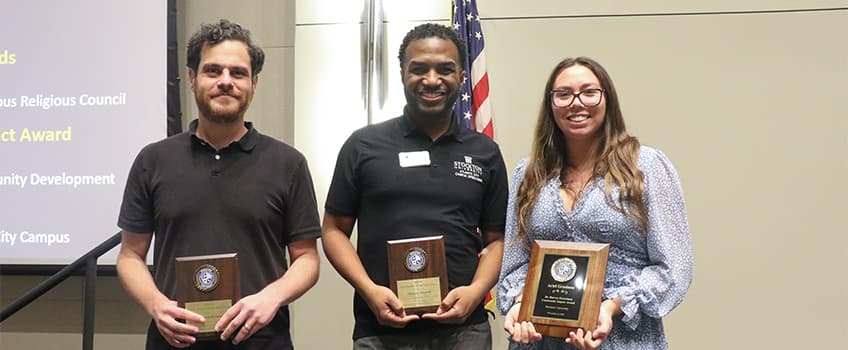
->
<box><xmin>0</xmin><ymin>231</ymin><xmax>122</xmax><ymax>350</ymax></box>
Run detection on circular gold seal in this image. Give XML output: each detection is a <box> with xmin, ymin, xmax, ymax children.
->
<box><xmin>194</xmin><ymin>264</ymin><xmax>220</xmax><ymax>292</ymax></box>
<box><xmin>405</xmin><ymin>247</ymin><xmax>427</xmax><ymax>273</ymax></box>
<box><xmin>551</xmin><ymin>257</ymin><xmax>577</xmax><ymax>283</ymax></box>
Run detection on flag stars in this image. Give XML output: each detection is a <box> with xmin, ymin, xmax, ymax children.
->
<box><xmin>453</xmin><ymin>1</ymin><xmax>492</xmax><ymax>138</ymax></box>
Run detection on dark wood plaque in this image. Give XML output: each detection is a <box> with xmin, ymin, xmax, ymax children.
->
<box><xmin>175</xmin><ymin>253</ymin><xmax>240</xmax><ymax>340</ymax></box>
<box><xmin>386</xmin><ymin>235</ymin><xmax>448</xmax><ymax>315</ymax></box>
<box><xmin>518</xmin><ymin>240</ymin><xmax>609</xmax><ymax>338</ymax></box>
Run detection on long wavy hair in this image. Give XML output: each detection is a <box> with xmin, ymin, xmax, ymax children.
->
<box><xmin>514</xmin><ymin>57</ymin><xmax>647</xmax><ymax>244</ymax></box>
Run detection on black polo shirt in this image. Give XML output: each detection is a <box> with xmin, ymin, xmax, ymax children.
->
<box><xmin>325</xmin><ymin>112</ymin><xmax>508</xmax><ymax>340</ymax></box>
<box><xmin>119</xmin><ymin>119</ymin><xmax>321</xmax><ymax>349</ymax></box>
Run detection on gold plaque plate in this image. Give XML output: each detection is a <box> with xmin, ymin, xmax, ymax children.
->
<box><xmin>185</xmin><ymin>299</ymin><xmax>232</xmax><ymax>333</ymax></box>
<box><xmin>397</xmin><ymin>276</ymin><xmax>442</xmax><ymax>308</ymax></box>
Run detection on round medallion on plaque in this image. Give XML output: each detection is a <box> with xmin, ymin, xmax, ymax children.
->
<box><xmin>194</xmin><ymin>264</ymin><xmax>220</xmax><ymax>292</ymax></box>
<box><xmin>551</xmin><ymin>257</ymin><xmax>577</xmax><ymax>283</ymax></box>
<box><xmin>405</xmin><ymin>247</ymin><xmax>427</xmax><ymax>273</ymax></box>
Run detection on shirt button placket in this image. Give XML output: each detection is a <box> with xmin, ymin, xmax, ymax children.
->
<box><xmin>211</xmin><ymin>153</ymin><xmax>222</xmax><ymax>177</ymax></box>
<box><xmin>429</xmin><ymin>145</ymin><xmax>439</xmax><ymax>178</ymax></box>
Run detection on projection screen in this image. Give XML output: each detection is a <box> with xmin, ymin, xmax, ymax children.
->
<box><xmin>0</xmin><ymin>0</ymin><xmax>167</xmax><ymax>265</ymax></box>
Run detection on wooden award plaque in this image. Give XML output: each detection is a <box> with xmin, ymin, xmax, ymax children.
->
<box><xmin>175</xmin><ymin>253</ymin><xmax>240</xmax><ymax>340</ymax></box>
<box><xmin>518</xmin><ymin>240</ymin><xmax>609</xmax><ymax>338</ymax></box>
<box><xmin>386</xmin><ymin>235</ymin><xmax>448</xmax><ymax>315</ymax></box>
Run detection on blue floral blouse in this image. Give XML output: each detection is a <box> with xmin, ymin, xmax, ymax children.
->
<box><xmin>497</xmin><ymin>146</ymin><xmax>693</xmax><ymax>350</ymax></box>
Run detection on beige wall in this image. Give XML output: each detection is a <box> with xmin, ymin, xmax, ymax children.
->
<box><xmin>2</xmin><ymin>1</ymin><xmax>846</xmax><ymax>349</ymax></box>
<box><xmin>178</xmin><ymin>0</ymin><xmax>296</xmax><ymax>143</ymax></box>
<box><xmin>482</xmin><ymin>4</ymin><xmax>847</xmax><ymax>350</ymax></box>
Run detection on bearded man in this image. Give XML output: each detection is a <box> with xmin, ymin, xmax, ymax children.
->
<box><xmin>117</xmin><ymin>19</ymin><xmax>321</xmax><ymax>350</ymax></box>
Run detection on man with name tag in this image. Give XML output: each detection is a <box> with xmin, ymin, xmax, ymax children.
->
<box><xmin>116</xmin><ymin>19</ymin><xmax>321</xmax><ymax>350</ymax></box>
<box><xmin>322</xmin><ymin>23</ymin><xmax>509</xmax><ymax>349</ymax></box>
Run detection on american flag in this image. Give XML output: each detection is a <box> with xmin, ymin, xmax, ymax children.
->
<box><xmin>452</xmin><ymin>1</ymin><xmax>498</xmax><ymax>315</ymax></box>
<box><xmin>452</xmin><ymin>0</ymin><xmax>494</xmax><ymax>139</ymax></box>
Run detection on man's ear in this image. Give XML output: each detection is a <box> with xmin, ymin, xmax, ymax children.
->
<box><xmin>252</xmin><ymin>75</ymin><xmax>259</xmax><ymax>90</ymax></box>
<box><xmin>188</xmin><ymin>69</ymin><xmax>197</xmax><ymax>91</ymax></box>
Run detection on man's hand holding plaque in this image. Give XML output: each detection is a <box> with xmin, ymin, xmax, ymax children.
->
<box><xmin>175</xmin><ymin>253</ymin><xmax>240</xmax><ymax>340</ymax></box>
<box><xmin>516</xmin><ymin>240</ymin><xmax>610</xmax><ymax>338</ymax></box>
<box><xmin>386</xmin><ymin>235</ymin><xmax>448</xmax><ymax>315</ymax></box>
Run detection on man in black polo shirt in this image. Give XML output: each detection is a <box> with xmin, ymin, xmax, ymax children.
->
<box><xmin>116</xmin><ymin>19</ymin><xmax>321</xmax><ymax>350</ymax></box>
<box><xmin>322</xmin><ymin>23</ymin><xmax>508</xmax><ymax>349</ymax></box>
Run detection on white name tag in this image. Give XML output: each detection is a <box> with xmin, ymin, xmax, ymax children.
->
<box><xmin>398</xmin><ymin>151</ymin><xmax>431</xmax><ymax>168</ymax></box>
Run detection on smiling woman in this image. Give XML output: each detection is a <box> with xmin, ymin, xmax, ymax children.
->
<box><xmin>550</xmin><ymin>65</ymin><xmax>608</xmax><ymax>147</ymax></box>
<box><xmin>499</xmin><ymin>57</ymin><xmax>693</xmax><ymax>350</ymax></box>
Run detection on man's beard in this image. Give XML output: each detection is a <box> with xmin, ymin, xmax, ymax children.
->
<box><xmin>196</xmin><ymin>93</ymin><xmax>250</xmax><ymax>124</ymax></box>
<box><xmin>404</xmin><ymin>89</ymin><xmax>457</xmax><ymax>119</ymax></box>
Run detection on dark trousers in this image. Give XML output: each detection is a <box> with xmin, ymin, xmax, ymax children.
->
<box><xmin>145</xmin><ymin>322</ymin><xmax>293</xmax><ymax>350</ymax></box>
<box><xmin>353</xmin><ymin>321</ymin><xmax>492</xmax><ymax>350</ymax></box>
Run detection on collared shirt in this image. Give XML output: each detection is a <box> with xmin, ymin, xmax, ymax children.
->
<box><xmin>119</xmin><ymin>119</ymin><xmax>321</xmax><ymax>348</ymax></box>
<box><xmin>326</xmin><ymin>111</ymin><xmax>509</xmax><ymax>340</ymax></box>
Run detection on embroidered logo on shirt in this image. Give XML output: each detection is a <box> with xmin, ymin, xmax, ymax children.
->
<box><xmin>453</xmin><ymin>156</ymin><xmax>483</xmax><ymax>183</ymax></box>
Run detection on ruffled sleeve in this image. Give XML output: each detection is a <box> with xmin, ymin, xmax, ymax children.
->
<box><xmin>497</xmin><ymin>159</ymin><xmax>532</xmax><ymax>315</ymax></box>
<box><xmin>603</xmin><ymin>147</ymin><xmax>694</xmax><ymax>329</ymax></box>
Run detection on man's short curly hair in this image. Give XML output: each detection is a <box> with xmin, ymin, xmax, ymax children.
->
<box><xmin>186</xmin><ymin>19</ymin><xmax>265</xmax><ymax>77</ymax></box>
<box><xmin>398</xmin><ymin>23</ymin><xmax>466</xmax><ymax>70</ymax></box>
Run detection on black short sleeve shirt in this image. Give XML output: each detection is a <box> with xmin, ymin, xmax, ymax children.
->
<box><xmin>325</xmin><ymin>113</ymin><xmax>508</xmax><ymax>339</ymax></box>
<box><xmin>118</xmin><ymin>120</ymin><xmax>321</xmax><ymax>348</ymax></box>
